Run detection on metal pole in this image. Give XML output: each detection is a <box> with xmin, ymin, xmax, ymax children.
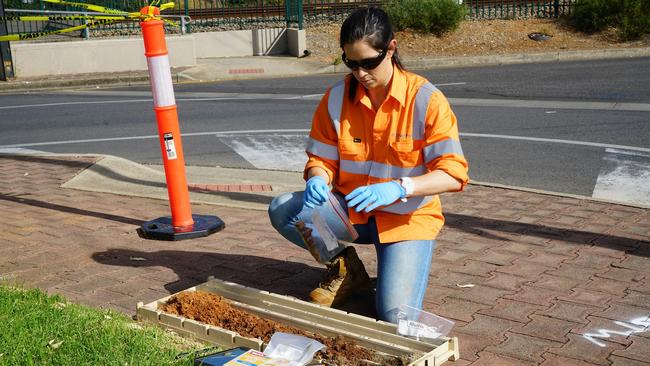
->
<box><xmin>83</xmin><ymin>11</ymin><xmax>89</xmax><ymax>39</ymax></box>
<box><xmin>0</xmin><ymin>0</ymin><xmax>15</xmax><ymax>80</ymax></box>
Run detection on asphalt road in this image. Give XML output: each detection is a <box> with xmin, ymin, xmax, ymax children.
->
<box><xmin>1</xmin><ymin>57</ymin><xmax>649</xmax><ymax>204</ymax></box>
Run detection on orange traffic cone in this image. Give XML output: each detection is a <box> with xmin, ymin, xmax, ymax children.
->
<box><xmin>139</xmin><ymin>7</ymin><xmax>224</xmax><ymax>240</ymax></box>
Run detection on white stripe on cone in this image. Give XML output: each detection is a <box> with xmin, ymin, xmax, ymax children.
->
<box><xmin>147</xmin><ymin>55</ymin><xmax>175</xmax><ymax>108</ymax></box>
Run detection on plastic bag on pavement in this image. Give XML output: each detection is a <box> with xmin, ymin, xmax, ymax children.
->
<box><xmin>263</xmin><ymin>332</ymin><xmax>326</xmax><ymax>366</ymax></box>
<box><xmin>396</xmin><ymin>304</ymin><xmax>454</xmax><ymax>342</ymax></box>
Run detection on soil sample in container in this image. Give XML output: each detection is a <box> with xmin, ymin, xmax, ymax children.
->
<box><xmin>159</xmin><ymin>290</ymin><xmax>410</xmax><ymax>365</ymax></box>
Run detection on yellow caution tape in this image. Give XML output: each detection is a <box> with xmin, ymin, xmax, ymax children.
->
<box><xmin>0</xmin><ymin>0</ymin><xmax>178</xmax><ymax>42</ymax></box>
<box><xmin>0</xmin><ymin>15</ymin><xmax>128</xmax><ymax>22</ymax></box>
<box><xmin>0</xmin><ymin>18</ymin><xmax>121</xmax><ymax>41</ymax></box>
<box><xmin>42</xmin><ymin>0</ymin><xmax>132</xmax><ymax>15</ymax></box>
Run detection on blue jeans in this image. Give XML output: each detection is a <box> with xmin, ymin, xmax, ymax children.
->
<box><xmin>268</xmin><ymin>191</ymin><xmax>435</xmax><ymax>323</ymax></box>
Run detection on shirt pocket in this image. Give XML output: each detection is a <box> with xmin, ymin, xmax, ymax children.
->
<box><xmin>339</xmin><ymin>138</ymin><xmax>365</xmax><ymax>159</ymax></box>
<box><xmin>388</xmin><ymin>140</ymin><xmax>423</xmax><ymax>167</ymax></box>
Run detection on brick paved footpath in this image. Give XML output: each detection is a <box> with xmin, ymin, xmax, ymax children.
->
<box><xmin>1</xmin><ymin>154</ymin><xmax>649</xmax><ymax>366</ymax></box>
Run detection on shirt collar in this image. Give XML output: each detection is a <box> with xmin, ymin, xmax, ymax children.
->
<box><xmin>352</xmin><ymin>64</ymin><xmax>407</xmax><ymax>108</ymax></box>
<box><xmin>388</xmin><ymin>65</ymin><xmax>407</xmax><ymax>107</ymax></box>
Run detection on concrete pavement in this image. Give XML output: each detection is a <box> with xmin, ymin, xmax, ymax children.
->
<box><xmin>1</xmin><ymin>152</ymin><xmax>649</xmax><ymax>365</ymax></box>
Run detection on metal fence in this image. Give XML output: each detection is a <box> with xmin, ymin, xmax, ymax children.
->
<box><xmin>464</xmin><ymin>0</ymin><xmax>575</xmax><ymax>19</ymax></box>
<box><xmin>1</xmin><ymin>0</ymin><xmax>576</xmax><ymax>41</ymax></box>
<box><xmin>172</xmin><ymin>0</ymin><xmax>288</xmax><ymax>31</ymax></box>
<box><xmin>3</xmin><ymin>0</ymin><xmax>162</xmax><ymax>37</ymax></box>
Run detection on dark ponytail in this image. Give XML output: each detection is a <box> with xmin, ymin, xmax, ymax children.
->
<box><xmin>340</xmin><ymin>7</ymin><xmax>404</xmax><ymax>100</ymax></box>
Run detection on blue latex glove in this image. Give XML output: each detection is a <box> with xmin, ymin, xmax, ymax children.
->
<box><xmin>304</xmin><ymin>176</ymin><xmax>329</xmax><ymax>208</ymax></box>
<box><xmin>345</xmin><ymin>181</ymin><xmax>405</xmax><ymax>213</ymax></box>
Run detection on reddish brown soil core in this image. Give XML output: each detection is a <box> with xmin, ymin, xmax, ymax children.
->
<box><xmin>159</xmin><ymin>290</ymin><xmax>406</xmax><ymax>365</ymax></box>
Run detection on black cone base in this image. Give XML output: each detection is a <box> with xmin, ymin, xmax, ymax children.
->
<box><xmin>141</xmin><ymin>215</ymin><xmax>225</xmax><ymax>241</ymax></box>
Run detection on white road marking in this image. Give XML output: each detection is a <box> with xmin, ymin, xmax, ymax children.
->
<box><xmin>3</xmin><ymin>92</ymin><xmax>650</xmax><ymax>111</ymax></box>
<box><xmin>218</xmin><ymin>133</ymin><xmax>307</xmax><ymax>172</ymax></box>
<box><xmin>592</xmin><ymin>148</ymin><xmax>650</xmax><ymax>205</ymax></box>
<box><xmin>0</xmin><ymin>94</ymin><xmax>318</xmax><ymax>110</ymax></box>
<box><xmin>0</xmin><ymin>130</ymin><xmax>311</xmax><ymax>148</ymax></box>
<box><xmin>1</xmin><ymin>130</ymin><xmax>648</xmax><ymax>155</ymax></box>
<box><xmin>0</xmin><ymin>99</ymin><xmax>153</xmax><ymax>110</ymax></box>
<box><xmin>436</xmin><ymin>82</ymin><xmax>467</xmax><ymax>86</ymax></box>
<box><xmin>214</xmin><ymin>129</ymin><xmax>309</xmax><ymax>135</ymax></box>
<box><xmin>448</xmin><ymin>98</ymin><xmax>650</xmax><ymax>112</ymax></box>
<box><xmin>461</xmin><ymin>133</ymin><xmax>650</xmax><ymax>153</ymax></box>
<box><xmin>0</xmin><ymin>147</ymin><xmax>48</xmax><ymax>154</ymax></box>
<box><xmin>0</xmin><ymin>135</ymin><xmax>160</xmax><ymax>148</ymax></box>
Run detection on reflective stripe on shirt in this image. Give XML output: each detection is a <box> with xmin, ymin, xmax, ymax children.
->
<box><xmin>327</xmin><ymin>80</ymin><xmax>345</xmax><ymax>136</ymax></box>
<box><xmin>340</xmin><ymin>159</ymin><xmax>427</xmax><ymax>178</ymax></box>
<box><xmin>412</xmin><ymin>83</ymin><xmax>438</xmax><ymax>141</ymax></box>
<box><xmin>367</xmin><ymin>161</ymin><xmax>426</xmax><ymax>179</ymax></box>
<box><xmin>423</xmin><ymin>138</ymin><xmax>464</xmax><ymax>163</ymax></box>
<box><xmin>306</xmin><ymin>137</ymin><xmax>339</xmax><ymax>161</ymax></box>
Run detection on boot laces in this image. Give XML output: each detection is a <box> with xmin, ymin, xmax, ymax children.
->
<box><xmin>320</xmin><ymin>260</ymin><xmax>345</xmax><ymax>291</ymax></box>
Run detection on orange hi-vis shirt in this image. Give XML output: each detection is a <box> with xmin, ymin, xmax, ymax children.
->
<box><xmin>305</xmin><ymin>66</ymin><xmax>469</xmax><ymax>243</ymax></box>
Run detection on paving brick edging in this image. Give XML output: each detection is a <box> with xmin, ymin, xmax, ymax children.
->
<box><xmin>188</xmin><ymin>183</ymin><xmax>273</xmax><ymax>193</ymax></box>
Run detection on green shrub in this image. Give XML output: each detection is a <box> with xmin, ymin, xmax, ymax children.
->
<box><xmin>570</xmin><ymin>0</ymin><xmax>650</xmax><ymax>40</ymax></box>
<box><xmin>618</xmin><ymin>0</ymin><xmax>650</xmax><ymax>40</ymax></box>
<box><xmin>384</xmin><ymin>0</ymin><xmax>466</xmax><ymax>36</ymax></box>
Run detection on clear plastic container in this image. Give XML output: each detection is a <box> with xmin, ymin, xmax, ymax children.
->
<box><xmin>396</xmin><ymin>304</ymin><xmax>454</xmax><ymax>342</ymax></box>
<box><xmin>263</xmin><ymin>332</ymin><xmax>325</xmax><ymax>366</ymax></box>
<box><xmin>299</xmin><ymin>192</ymin><xmax>357</xmax><ymax>264</ymax></box>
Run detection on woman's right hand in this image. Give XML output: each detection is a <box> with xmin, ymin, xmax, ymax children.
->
<box><xmin>304</xmin><ymin>176</ymin><xmax>329</xmax><ymax>208</ymax></box>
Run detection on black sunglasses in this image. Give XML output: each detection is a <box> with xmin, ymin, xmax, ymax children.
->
<box><xmin>342</xmin><ymin>49</ymin><xmax>387</xmax><ymax>70</ymax></box>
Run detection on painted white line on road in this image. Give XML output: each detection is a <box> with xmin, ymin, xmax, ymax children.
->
<box><xmin>1</xmin><ymin>130</ymin><xmax>648</xmax><ymax>155</ymax></box>
<box><xmin>0</xmin><ymin>130</ymin><xmax>314</xmax><ymax>149</ymax></box>
<box><xmin>0</xmin><ymin>99</ymin><xmax>152</xmax><ymax>110</ymax></box>
<box><xmin>282</xmin><ymin>94</ymin><xmax>324</xmax><ymax>99</ymax></box>
<box><xmin>0</xmin><ymin>147</ymin><xmax>48</xmax><ymax>155</ymax></box>
<box><xmin>3</xmin><ymin>94</ymin><xmax>649</xmax><ymax>111</ymax></box>
<box><xmin>0</xmin><ymin>135</ymin><xmax>160</xmax><ymax>148</ymax></box>
<box><xmin>461</xmin><ymin>133</ymin><xmax>650</xmax><ymax>153</ymax></box>
<box><xmin>592</xmin><ymin>148</ymin><xmax>650</xmax><ymax>206</ymax></box>
<box><xmin>218</xmin><ymin>134</ymin><xmax>307</xmax><ymax>172</ymax></box>
<box><xmin>436</xmin><ymin>82</ymin><xmax>467</xmax><ymax>86</ymax></box>
<box><xmin>449</xmin><ymin>98</ymin><xmax>650</xmax><ymax>112</ymax></box>
<box><xmin>214</xmin><ymin>129</ymin><xmax>309</xmax><ymax>135</ymax></box>
<box><xmin>0</xmin><ymin>97</ymin><xmax>288</xmax><ymax>110</ymax></box>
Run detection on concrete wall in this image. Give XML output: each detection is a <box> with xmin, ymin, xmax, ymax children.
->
<box><xmin>193</xmin><ymin>30</ymin><xmax>253</xmax><ymax>58</ymax></box>
<box><xmin>287</xmin><ymin>28</ymin><xmax>307</xmax><ymax>58</ymax></box>
<box><xmin>252</xmin><ymin>28</ymin><xmax>306</xmax><ymax>57</ymax></box>
<box><xmin>10</xmin><ymin>28</ymin><xmax>306</xmax><ymax>78</ymax></box>
<box><xmin>11</xmin><ymin>36</ymin><xmax>195</xmax><ymax>78</ymax></box>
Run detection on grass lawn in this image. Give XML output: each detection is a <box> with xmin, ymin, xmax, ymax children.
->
<box><xmin>0</xmin><ymin>285</ymin><xmax>202</xmax><ymax>365</ymax></box>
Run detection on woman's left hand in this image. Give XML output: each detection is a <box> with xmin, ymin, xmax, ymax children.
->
<box><xmin>345</xmin><ymin>181</ymin><xmax>405</xmax><ymax>212</ymax></box>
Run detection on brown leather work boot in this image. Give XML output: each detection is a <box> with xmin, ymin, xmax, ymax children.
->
<box><xmin>309</xmin><ymin>246</ymin><xmax>372</xmax><ymax>307</ymax></box>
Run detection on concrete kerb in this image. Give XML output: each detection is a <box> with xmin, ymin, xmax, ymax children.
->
<box><xmin>61</xmin><ymin>154</ymin><xmax>304</xmax><ymax>211</ymax></box>
<box><xmin>1</xmin><ymin>47</ymin><xmax>649</xmax><ymax>93</ymax></box>
<box><xmin>173</xmin><ymin>55</ymin><xmax>333</xmax><ymax>83</ymax></box>
<box><xmin>318</xmin><ymin>46</ymin><xmax>650</xmax><ymax>73</ymax></box>
<box><xmin>51</xmin><ymin>153</ymin><xmax>650</xmax><ymax>212</ymax></box>
<box><xmin>0</xmin><ymin>68</ymin><xmax>189</xmax><ymax>94</ymax></box>
<box><xmin>401</xmin><ymin>46</ymin><xmax>650</xmax><ymax>70</ymax></box>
